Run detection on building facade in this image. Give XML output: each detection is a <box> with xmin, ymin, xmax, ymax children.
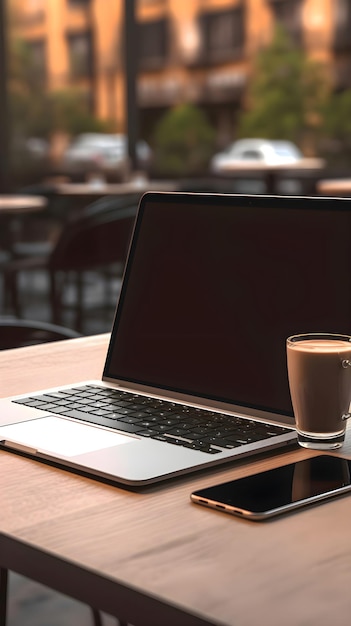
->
<box><xmin>10</xmin><ymin>0</ymin><xmax>351</xmax><ymax>147</ymax></box>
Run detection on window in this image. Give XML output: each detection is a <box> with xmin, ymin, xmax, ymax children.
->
<box><xmin>269</xmin><ymin>0</ymin><xmax>303</xmax><ymax>45</ymax></box>
<box><xmin>333</xmin><ymin>0</ymin><xmax>351</xmax><ymax>51</ymax></box>
<box><xmin>138</xmin><ymin>19</ymin><xmax>168</xmax><ymax>70</ymax></box>
<box><xmin>240</xmin><ymin>149</ymin><xmax>264</xmax><ymax>160</ymax></box>
<box><xmin>200</xmin><ymin>7</ymin><xmax>245</xmax><ymax>64</ymax></box>
<box><xmin>27</xmin><ymin>39</ymin><xmax>47</xmax><ymax>83</ymax></box>
<box><xmin>67</xmin><ymin>0</ymin><xmax>91</xmax><ymax>6</ymax></box>
<box><xmin>67</xmin><ymin>32</ymin><xmax>93</xmax><ymax>78</ymax></box>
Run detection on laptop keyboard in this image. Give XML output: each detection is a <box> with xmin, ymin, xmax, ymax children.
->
<box><xmin>13</xmin><ymin>384</ymin><xmax>291</xmax><ymax>455</ymax></box>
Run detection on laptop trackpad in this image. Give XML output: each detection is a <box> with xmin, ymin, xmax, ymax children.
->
<box><xmin>0</xmin><ymin>416</ymin><xmax>135</xmax><ymax>457</ymax></box>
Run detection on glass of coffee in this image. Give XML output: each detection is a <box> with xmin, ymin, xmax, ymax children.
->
<box><xmin>286</xmin><ymin>333</ymin><xmax>351</xmax><ymax>449</ymax></box>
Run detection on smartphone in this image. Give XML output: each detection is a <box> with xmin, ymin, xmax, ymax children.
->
<box><xmin>190</xmin><ymin>455</ymin><xmax>351</xmax><ymax>521</ymax></box>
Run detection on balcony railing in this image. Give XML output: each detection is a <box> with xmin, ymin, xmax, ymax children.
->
<box><xmin>138</xmin><ymin>19</ymin><xmax>169</xmax><ymax>71</ymax></box>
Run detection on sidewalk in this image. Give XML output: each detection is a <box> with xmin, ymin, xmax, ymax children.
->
<box><xmin>8</xmin><ymin>572</ymin><xmax>116</xmax><ymax>626</ymax></box>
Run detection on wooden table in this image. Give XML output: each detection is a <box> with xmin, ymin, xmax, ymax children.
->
<box><xmin>0</xmin><ymin>194</ymin><xmax>48</xmax><ymax>256</ymax></box>
<box><xmin>317</xmin><ymin>178</ymin><xmax>351</xmax><ymax>196</ymax></box>
<box><xmin>0</xmin><ymin>195</ymin><xmax>47</xmax><ymax>214</ymax></box>
<box><xmin>2</xmin><ymin>335</ymin><xmax>351</xmax><ymax>626</ymax></box>
<box><xmin>48</xmin><ymin>180</ymin><xmax>178</xmax><ymax>219</ymax></box>
<box><xmin>217</xmin><ymin>158</ymin><xmax>325</xmax><ymax>194</ymax></box>
<box><xmin>53</xmin><ymin>180</ymin><xmax>177</xmax><ymax>197</ymax></box>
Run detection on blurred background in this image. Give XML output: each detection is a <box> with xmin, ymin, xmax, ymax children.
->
<box><xmin>3</xmin><ymin>0</ymin><xmax>351</xmax><ymax>188</ymax></box>
<box><xmin>1</xmin><ymin>0</ymin><xmax>351</xmax><ymax>339</ymax></box>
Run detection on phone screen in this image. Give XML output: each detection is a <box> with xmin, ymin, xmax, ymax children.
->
<box><xmin>191</xmin><ymin>455</ymin><xmax>351</xmax><ymax>520</ymax></box>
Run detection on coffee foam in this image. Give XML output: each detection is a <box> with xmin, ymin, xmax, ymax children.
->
<box><xmin>289</xmin><ymin>339</ymin><xmax>351</xmax><ymax>353</ymax></box>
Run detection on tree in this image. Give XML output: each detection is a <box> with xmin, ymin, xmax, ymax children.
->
<box><xmin>152</xmin><ymin>104</ymin><xmax>215</xmax><ymax>177</ymax></box>
<box><xmin>8</xmin><ymin>36</ymin><xmax>113</xmax><ymax>183</ymax></box>
<box><xmin>48</xmin><ymin>89</ymin><xmax>112</xmax><ymax>137</ymax></box>
<box><xmin>9</xmin><ymin>38</ymin><xmax>112</xmax><ymax>141</ymax></box>
<box><xmin>9</xmin><ymin>38</ymin><xmax>52</xmax><ymax>140</ymax></box>
<box><xmin>237</xmin><ymin>26</ymin><xmax>327</xmax><ymax>152</ymax></box>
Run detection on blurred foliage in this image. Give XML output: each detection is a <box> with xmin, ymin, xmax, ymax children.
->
<box><xmin>7</xmin><ymin>37</ymin><xmax>114</xmax><ymax>185</ymax></box>
<box><xmin>9</xmin><ymin>38</ymin><xmax>112</xmax><ymax>149</ymax></box>
<box><xmin>9</xmin><ymin>38</ymin><xmax>51</xmax><ymax>140</ymax></box>
<box><xmin>8</xmin><ymin>21</ymin><xmax>351</xmax><ymax>181</ymax></box>
<box><xmin>238</xmin><ymin>26</ymin><xmax>327</xmax><ymax>153</ymax></box>
<box><xmin>47</xmin><ymin>89</ymin><xmax>112</xmax><ymax>136</ymax></box>
<box><xmin>152</xmin><ymin>104</ymin><xmax>215</xmax><ymax>177</ymax></box>
<box><xmin>319</xmin><ymin>89</ymin><xmax>351</xmax><ymax>169</ymax></box>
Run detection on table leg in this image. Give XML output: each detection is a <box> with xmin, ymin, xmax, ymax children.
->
<box><xmin>0</xmin><ymin>567</ymin><xmax>8</xmax><ymax>626</ymax></box>
<box><xmin>91</xmin><ymin>607</ymin><xmax>103</xmax><ymax>626</ymax></box>
<box><xmin>265</xmin><ymin>171</ymin><xmax>276</xmax><ymax>194</ymax></box>
<box><xmin>91</xmin><ymin>607</ymin><xmax>129</xmax><ymax>626</ymax></box>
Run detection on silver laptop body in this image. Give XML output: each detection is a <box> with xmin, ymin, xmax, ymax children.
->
<box><xmin>3</xmin><ymin>191</ymin><xmax>349</xmax><ymax>486</ymax></box>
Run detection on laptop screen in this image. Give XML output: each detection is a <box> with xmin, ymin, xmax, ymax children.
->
<box><xmin>104</xmin><ymin>193</ymin><xmax>351</xmax><ymax>419</ymax></box>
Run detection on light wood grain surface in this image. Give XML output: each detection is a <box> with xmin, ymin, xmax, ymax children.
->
<box><xmin>54</xmin><ymin>181</ymin><xmax>177</xmax><ymax>196</ymax></box>
<box><xmin>218</xmin><ymin>157</ymin><xmax>325</xmax><ymax>173</ymax></box>
<box><xmin>0</xmin><ymin>195</ymin><xmax>47</xmax><ymax>213</ymax></box>
<box><xmin>317</xmin><ymin>178</ymin><xmax>351</xmax><ymax>196</ymax></box>
<box><xmin>2</xmin><ymin>335</ymin><xmax>351</xmax><ymax>626</ymax></box>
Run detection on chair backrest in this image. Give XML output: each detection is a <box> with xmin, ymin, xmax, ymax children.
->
<box><xmin>0</xmin><ymin>318</ymin><xmax>81</xmax><ymax>349</ymax></box>
<box><xmin>49</xmin><ymin>194</ymin><xmax>140</xmax><ymax>272</ymax></box>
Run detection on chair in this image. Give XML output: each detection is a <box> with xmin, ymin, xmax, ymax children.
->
<box><xmin>10</xmin><ymin>183</ymin><xmax>63</xmax><ymax>258</ymax></box>
<box><xmin>0</xmin><ymin>317</ymin><xmax>81</xmax><ymax>350</ymax></box>
<box><xmin>3</xmin><ymin>194</ymin><xmax>140</xmax><ymax>333</ymax></box>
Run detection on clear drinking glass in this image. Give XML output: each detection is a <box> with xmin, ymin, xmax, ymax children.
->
<box><xmin>286</xmin><ymin>333</ymin><xmax>351</xmax><ymax>449</ymax></box>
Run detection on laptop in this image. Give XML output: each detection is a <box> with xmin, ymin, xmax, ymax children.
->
<box><xmin>2</xmin><ymin>191</ymin><xmax>350</xmax><ymax>486</ymax></box>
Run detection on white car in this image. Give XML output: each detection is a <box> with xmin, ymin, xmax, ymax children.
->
<box><xmin>62</xmin><ymin>133</ymin><xmax>152</xmax><ymax>180</ymax></box>
<box><xmin>210</xmin><ymin>138</ymin><xmax>303</xmax><ymax>173</ymax></box>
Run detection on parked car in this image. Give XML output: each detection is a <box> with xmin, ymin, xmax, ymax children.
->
<box><xmin>210</xmin><ymin>138</ymin><xmax>303</xmax><ymax>173</ymax></box>
<box><xmin>11</xmin><ymin>136</ymin><xmax>50</xmax><ymax>163</ymax></box>
<box><xmin>25</xmin><ymin>137</ymin><xmax>50</xmax><ymax>160</ymax></box>
<box><xmin>62</xmin><ymin>133</ymin><xmax>152</xmax><ymax>180</ymax></box>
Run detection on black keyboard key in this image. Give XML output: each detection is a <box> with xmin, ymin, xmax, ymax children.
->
<box><xmin>137</xmin><ymin>429</ymin><xmax>158</xmax><ymax>437</ymax></box>
<box><xmin>36</xmin><ymin>402</ymin><xmax>64</xmax><ymax>412</ymax></box>
<box><xmin>60</xmin><ymin>409</ymin><xmax>141</xmax><ymax>433</ymax></box>
<box><xmin>14</xmin><ymin>398</ymin><xmax>45</xmax><ymax>407</ymax></box>
<box><xmin>47</xmin><ymin>405</ymin><xmax>73</xmax><ymax>414</ymax></box>
<box><xmin>167</xmin><ymin>427</ymin><xmax>192</xmax><ymax>437</ymax></box>
<box><xmin>202</xmin><ymin>436</ymin><xmax>240</xmax><ymax>447</ymax></box>
<box><xmin>183</xmin><ymin>441</ymin><xmax>213</xmax><ymax>452</ymax></box>
<box><xmin>103</xmin><ymin>412</ymin><xmax>126</xmax><ymax>420</ymax></box>
<box><xmin>117</xmin><ymin>416</ymin><xmax>144</xmax><ymax>424</ymax></box>
<box><xmin>44</xmin><ymin>392</ymin><xmax>71</xmax><ymax>400</ymax></box>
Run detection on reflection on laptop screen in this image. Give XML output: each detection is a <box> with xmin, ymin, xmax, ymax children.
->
<box><xmin>104</xmin><ymin>195</ymin><xmax>351</xmax><ymax>419</ymax></box>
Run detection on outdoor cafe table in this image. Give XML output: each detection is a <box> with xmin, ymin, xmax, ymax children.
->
<box><xmin>0</xmin><ymin>194</ymin><xmax>47</xmax><ymax>254</ymax></box>
<box><xmin>316</xmin><ymin>178</ymin><xmax>351</xmax><ymax>196</ymax></box>
<box><xmin>217</xmin><ymin>158</ymin><xmax>325</xmax><ymax>194</ymax></box>
<box><xmin>48</xmin><ymin>180</ymin><xmax>178</xmax><ymax>216</ymax></box>
<box><xmin>53</xmin><ymin>179</ymin><xmax>177</xmax><ymax>198</ymax></box>
<box><xmin>2</xmin><ymin>334</ymin><xmax>351</xmax><ymax>625</ymax></box>
<box><xmin>0</xmin><ymin>194</ymin><xmax>47</xmax><ymax>214</ymax></box>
